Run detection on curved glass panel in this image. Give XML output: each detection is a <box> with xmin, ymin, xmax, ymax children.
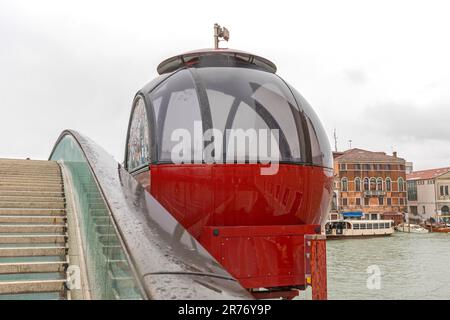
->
<box><xmin>149</xmin><ymin>70</ymin><xmax>203</xmax><ymax>162</ymax></box>
<box><xmin>195</xmin><ymin>67</ymin><xmax>304</xmax><ymax>162</ymax></box>
<box><xmin>51</xmin><ymin>135</ymin><xmax>143</xmax><ymax>299</ymax></box>
<box><xmin>287</xmin><ymin>85</ymin><xmax>333</xmax><ymax>168</ymax></box>
<box><xmin>127</xmin><ymin>97</ymin><xmax>150</xmax><ymax>171</ymax></box>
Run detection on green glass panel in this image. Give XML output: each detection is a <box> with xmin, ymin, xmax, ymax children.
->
<box><xmin>50</xmin><ymin>135</ymin><xmax>142</xmax><ymax>300</ymax></box>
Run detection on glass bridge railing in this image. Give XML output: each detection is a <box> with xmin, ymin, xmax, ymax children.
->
<box><xmin>49</xmin><ymin>130</ymin><xmax>252</xmax><ymax>300</ymax></box>
<box><xmin>50</xmin><ymin>134</ymin><xmax>143</xmax><ymax>299</ymax></box>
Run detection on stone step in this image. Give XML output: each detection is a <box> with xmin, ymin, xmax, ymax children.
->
<box><xmin>0</xmin><ymin>170</ymin><xmax>60</xmax><ymax>176</ymax></box>
<box><xmin>0</xmin><ymin>167</ymin><xmax>60</xmax><ymax>172</ymax></box>
<box><xmin>0</xmin><ymin>173</ymin><xmax>61</xmax><ymax>179</ymax></box>
<box><xmin>0</xmin><ymin>224</ymin><xmax>66</xmax><ymax>233</ymax></box>
<box><xmin>0</xmin><ymin>181</ymin><xmax>63</xmax><ymax>187</ymax></box>
<box><xmin>0</xmin><ymin>177</ymin><xmax>62</xmax><ymax>184</ymax></box>
<box><xmin>0</xmin><ymin>279</ymin><xmax>65</xmax><ymax>295</ymax></box>
<box><xmin>0</xmin><ymin>158</ymin><xmax>57</xmax><ymax>164</ymax></box>
<box><xmin>0</xmin><ymin>163</ymin><xmax>58</xmax><ymax>168</ymax></box>
<box><xmin>0</xmin><ymin>196</ymin><xmax>64</xmax><ymax>203</ymax></box>
<box><xmin>0</xmin><ymin>166</ymin><xmax>61</xmax><ymax>172</ymax></box>
<box><xmin>0</xmin><ymin>234</ymin><xmax>67</xmax><ymax>244</ymax></box>
<box><xmin>0</xmin><ymin>209</ymin><xmax>65</xmax><ymax>216</ymax></box>
<box><xmin>0</xmin><ymin>167</ymin><xmax>58</xmax><ymax>171</ymax></box>
<box><xmin>0</xmin><ymin>190</ymin><xmax>64</xmax><ymax>197</ymax></box>
<box><xmin>0</xmin><ymin>261</ymin><xmax>67</xmax><ymax>274</ymax></box>
<box><xmin>0</xmin><ymin>202</ymin><xmax>65</xmax><ymax>209</ymax></box>
<box><xmin>0</xmin><ymin>168</ymin><xmax>60</xmax><ymax>173</ymax></box>
<box><xmin>0</xmin><ymin>247</ymin><xmax>67</xmax><ymax>257</ymax></box>
<box><xmin>0</xmin><ymin>185</ymin><xmax>63</xmax><ymax>193</ymax></box>
<box><xmin>0</xmin><ymin>216</ymin><xmax>66</xmax><ymax>224</ymax></box>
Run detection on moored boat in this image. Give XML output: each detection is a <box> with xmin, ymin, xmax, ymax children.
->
<box><xmin>325</xmin><ymin>219</ymin><xmax>394</xmax><ymax>239</ymax></box>
<box><xmin>395</xmin><ymin>223</ymin><xmax>428</xmax><ymax>234</ymax></box>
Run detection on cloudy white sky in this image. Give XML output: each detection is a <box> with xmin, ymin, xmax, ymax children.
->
<box><xmin>0</xmin><ymin>0</ymin><xmax>449</xmax><ymax>170</ymax></box>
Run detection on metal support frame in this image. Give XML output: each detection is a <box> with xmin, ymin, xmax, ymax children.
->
<box><xmin>304</xmin><ymin>234</ymin><xmax>327</xmax><ymax>300</ymax></box>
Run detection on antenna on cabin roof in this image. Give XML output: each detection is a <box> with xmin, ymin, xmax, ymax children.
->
<box><xmin>214</xmin><ymin>23</ymin><xmax>230</xmax><ymax>49</ymax></box>
<box><xmin>333</xmin><ymin>128</ymin><xmax>338</xmax><ymax>152</ymax></box>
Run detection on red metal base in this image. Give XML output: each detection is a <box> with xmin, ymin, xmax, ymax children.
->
<box><xmin>199</xmin><ymin>224</ymin><xmax>322</xmax><ymax>290</ymax></box>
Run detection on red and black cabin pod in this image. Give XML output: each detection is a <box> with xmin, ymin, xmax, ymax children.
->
<box><xmin>125</xmin><ymin>48</ymin><xmax>333</xmax><ymax>293</ymax></box>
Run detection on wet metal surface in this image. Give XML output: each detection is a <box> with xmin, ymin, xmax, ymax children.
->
<box><xmin>50</xmin><ymin>130</ymin><xmax>252</xmax><ymax>300</ymax></box>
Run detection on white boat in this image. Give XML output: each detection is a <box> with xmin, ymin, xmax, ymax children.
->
<box><xmin>325</xmin><ymin>219</ymin><xmax>394</xmax><ymax>239</ymax></box>
<box><xmin>395</xmin><ymin>223</ymin><xmax>429</xmax><ymax>234</ymax></box>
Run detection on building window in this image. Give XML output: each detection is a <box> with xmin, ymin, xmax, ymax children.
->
<box><xmin>355</xmin><ymin>164</ymin><xmax>361</xmax><ymax>170</ymax></box>
<box><xmin>410</xmin><ymin>206</ymin><xmax>418</xmax><ymax>215</ymax></box>
<box><xmin>342</xmin><ymin>198</ymin><xmax>348</xmax><ymax>206</ymax></box>
<box><xmin>355</xmin><ymin>177</ymin><xmax>361</xmax><ymax>192</ymax></box>
<box><xmin>364</xmin><ymin>178</ymin><xmax>369</xmax><ymax>191</ymax></box>
<box><xmin>332</xmin><ymin>192</ymin><xmax>337</xmax><ymax>210</ymax></box>
<box><xmin>440</xmin><ymin>185</ymin><xmax>449</xmax><ymax>196</ymax></box>
<box><xmin>399</xmin><ymin>198</ymin><xmax>404</xmax><ymax>205</ymax></box>
<box><xmin>398</xmin><ymin>177</ymin><xmax>405</xmax><ymax>192</ymax></box>
<box><xmin>370</xmin><ymin>178</ymin><xmax>376</xmax><ymax>191</ymax></box>
<box><xmin>363</xmin><ymin>164</ymin><xmax>370</xmax><ymax>170</ymax></box>
<box><xmin>386</xmin><ymin>178</ymin><xmax>392</xmax><ymax>191</ymax></box>
<box><xmin>447</xmin><ymin>186</ymin><xmax>449</xmax><ymax>196</ymax></box>
<box><xmin>377</xmin><ymin>178</ymin><xmax>383</xmax><ymax>191</ymax></box>
<box><xmin>387</xmin><ymin>198</ymin><xmax>392</xmax><ymax>206</ymax></box>
<box><xmin>340</xmin><ymin>163</ymin><xmax>347</xmax><ymax>171</ymax></box>
<box><xmin>407</xmin><ymin>180</ymin><xmax>417</xmax><ymax>201</ymax></box>
<box><xmin>442</xmin><ymin>206</ymin><xmax>449</xmax><ymax>214</ymax></box>
<box><xmin>378</xmin><ymin>197</ymin><xmax>384</xmax><ymax>205</ymax></box>
<box><xmin>341</xmin><ymin>178</ymin><xmax>348</xmax><ymax>191</ymax></box>
<box><xmin>364</xmin><ymin>197</ymin><xmax>370</xmax><ymax>206</ymax></box>
<box><xmin>356</xmin><ymin>198</ymin><xmax>361</xmax><ymax>206</ymax></box>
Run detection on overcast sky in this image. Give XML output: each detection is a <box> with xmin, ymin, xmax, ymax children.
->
<box><xmin>0</xmin><ymin>0</ymin><xmax>449</xmax><ymax>170</ymax></box>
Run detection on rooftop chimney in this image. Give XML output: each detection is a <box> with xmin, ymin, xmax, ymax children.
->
<box><xmin>393</xmin><ymin>151</ymin><xmax>397</xmax><ymax>158</ymax></box>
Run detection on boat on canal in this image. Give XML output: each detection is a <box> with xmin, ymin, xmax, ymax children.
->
<box><xmin>325</xmin><ymin>219</ymin><xmax>394</xmax><ymax>239</ymax></box>
<box><xmin>395</xmin><ymin>223</ymin><xmax>428</xmax><ymax>233</ymax></box>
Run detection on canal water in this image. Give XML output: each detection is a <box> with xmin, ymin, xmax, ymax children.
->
<box><xmin>326</xmin><ymin>232</ymin><xmax>450</xmax><ymax>299</ymax></box>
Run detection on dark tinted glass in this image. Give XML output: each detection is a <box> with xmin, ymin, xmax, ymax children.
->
<box><xmin>287</xmin><ymin>85</ymin><xmax>333</xmax><ymax>168</ymax></box>
<box><xmin>194</xmin><ymin>67</ymin><xmax>305</xmax><ymax>162</ymax></box>
<box><xmin>149</xmin><ymin>70</ymin><xmax>203</xmax><ymax>162</ymax></box>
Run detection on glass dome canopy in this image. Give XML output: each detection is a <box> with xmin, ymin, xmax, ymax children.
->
<box><xmin>126</xmin><ymin>50</ymin><xmax>332</xmax><ymax>171</ymax></box>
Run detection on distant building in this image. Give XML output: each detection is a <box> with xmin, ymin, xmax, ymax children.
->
<box><xmin>405</xmin><ymin>162</ymin><xmax>413</xmax><ymax>174</ymax></box>
<box><xmin>331</xmin><ymin>148</ymin><xmax>407</xmax><ymax>224</ymax></box>
<box><xmin>406</xmin><ymin>167</ymin><xmax>450</xmax><ymax>223</ymax></box>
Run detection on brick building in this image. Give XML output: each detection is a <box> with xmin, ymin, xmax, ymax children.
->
<box><xmin>331</xmin><ymin>148</ymin><xmax>407</xmax><ymax>223</ymax></box>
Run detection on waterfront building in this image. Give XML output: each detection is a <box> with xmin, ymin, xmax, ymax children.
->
<box><xmin>406</xmin><ymin>167</ymin><xmax>450</xmax><ymax>223</ymax></box>
<box><xmin>330</xmin><ymin>148</ymin><xmax>407</xmax><ymax>224</ymax></box>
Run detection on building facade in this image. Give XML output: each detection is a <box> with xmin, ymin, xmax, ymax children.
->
<box><xmin>331</xmin><ymin>148</ymin><xmax>407</xmax><ymax>223</ymax></box>
<box><xmin>406</xmin><ymin>167</ymin><xmax>450</xmax><ymax>223</ymax></box>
